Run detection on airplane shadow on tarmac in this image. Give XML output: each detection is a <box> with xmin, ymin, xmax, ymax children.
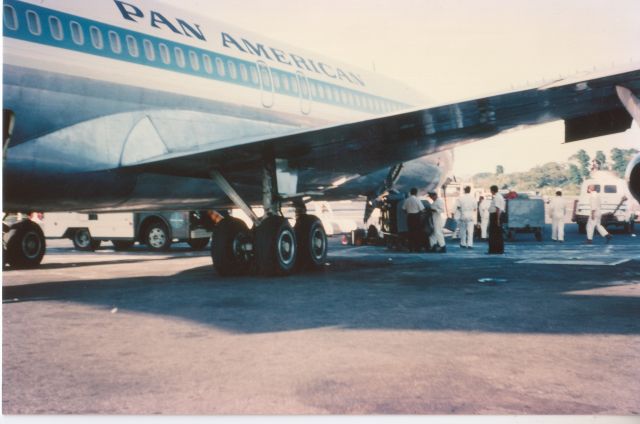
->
<box><xmin>3</xmin><ymin>251</ymin><xmax>639</xmax><ymax>336</ymax></box>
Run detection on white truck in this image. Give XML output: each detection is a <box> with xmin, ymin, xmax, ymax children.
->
<box><xmin>42</xmin><ymin>211</ymin><xmax>214</xmax><ymax>251</ymax></box>
<box><xmin>573</xmin><ymin>171</ymin><xmax>637</xmax><ymax>234</ymax></box>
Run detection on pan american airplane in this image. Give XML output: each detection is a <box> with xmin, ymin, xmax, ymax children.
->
<box><xmin>3</xmin><ymin>0</ymin><xmax>640</xmax><ymax>275</ymax></box>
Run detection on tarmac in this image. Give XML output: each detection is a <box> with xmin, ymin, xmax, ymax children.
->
<box><xmin>2</xmin><ymin>223</ymin><xmax>639</xmax><ymax>415</ymax></box>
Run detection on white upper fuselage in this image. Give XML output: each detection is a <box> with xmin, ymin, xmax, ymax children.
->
<box><xmin>3</xmin><ymin>0</ymin><xmax>448</xmax><ymax>212</ymax></box>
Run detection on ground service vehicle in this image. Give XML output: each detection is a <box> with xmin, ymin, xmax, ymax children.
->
<box><xmin>573</xmin><ymin>171</ymin><xmax>636</xmax><ymax>234</ymax></box>
<box><xmin>42</xmin><ymin>211</ymin><xmax>214</xmax><ymax>251</ymax></box>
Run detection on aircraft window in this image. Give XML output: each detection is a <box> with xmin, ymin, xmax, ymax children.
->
<box><xmin>215</xmin><ymin>57</ymin><xmax>225</xmax><ymax>76</ymax></box>
<box><xmin>48</xmin><ymin>16</ymin><xmax>63</xmax><ymax>40</ymax></box>
<box><xmin>174</xmin><ymin>47</ymin><xmax>185</xmax><ymax>68</ymax></box>
<box><xmin>108</xmin><ymin>31</ymin><xmax>121</xmax><ymax>53</ymax></box>
<box><xmin>159</xmin><ymin>43</ymin><xmax>170</xmax><ymax>64</ymax></box>
<box><xmin>26</xmin><ymin>10</ymin><xmax>41</xmax><ymax>35</ymax></box>
<box><xmin>143</xmin><ymin>39</ymin><xmax>155</xmax><ymax>60</ymax></box>
<box><xmin>272</xmin><ymin>72</ymin><xmax>280</xmax><ymax>89</ymax></box>
<box><xmin>239</xmin><ymin>63</ymin><xmax>248</xmax><ymax>82</ymax></box>
<box><xmin>70</xmin><ymin>21</ymin><xmax>84</xmax><ymax>45</ymax></box>
<box><xmin>250</xmin><ymin>66</ymin><xmax>259</xmax><ymax>84</ymax></box>
<box><xmin>3</xmin><ymin>5</ymin><xmax>18</xmax><ymax>31</ymax></box>
<box><xmin>202</xmin><ymin>54</ymin><xmax>213</xmax><ymax>73</ymax></box>
<box><xmin>317</xmin><ymin>84</ymin><xmax>325</xmax><ymax>99</ymax></box>
<box><xmin>189</xmin><ymin>51</ymin><xmax>199</xmax><ymax>70</ymax></box>
<box><xmin>604</xmin><ymin>185</ymin><xmax>617</xmax><ymax>193</ymax></box>
<box><xmin>90</xmin><ymin>26</ymin><xmax>103</xmax><ymax>49</ymax></box>
<box><xmin>126</xmin><ymin>35</ymin><xmax>139</xmax><ymax>57</ymax></box>
<box><xmin>333</xmin><ymin>87</ymin><xmax>340</xmax><ymax>102</ymax></box>
<box><xmin>347</xmin><ymin>92</ymin><xmax>354</xmax><ymax>105</ymax></box>
<box><xmin>310</xmin><ymin>82</ymin><xmax>317</xmax><ymax>97</ymax></box>
<box><xmin>290</xmin><ymin>76</ymin><xmax>299</xmax><ymax>94</ymax></box>
<box><xmin>281</xmin><ymin>75</ymin><xmax>289</xmax><ymax>91</ymax></box>
<box><xmin>227</xmin><ymin>60</ymin><xmax>237</xmax><ymax>79</ymax></box>
<box><xmin>355</xmin><ymin>95</ymin><xmax>361</xmax><ymax>107</ymax></box>
<box><xmin>326</xmin><ymin>86</ymin><xmax>333</xmax><ymax>101</ymax></box>
<box><xmin>340</xmin><ymin>90</ymin><xmax>347</xmax><ymax>104</ymax></box>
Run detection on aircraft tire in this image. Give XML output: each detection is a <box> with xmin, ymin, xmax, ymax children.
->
<box><xmin>254</xmin><ymin>216</ymin><xmax>297</xmax><ymax>276</ymax></box>
<box><xmin>294</xmin><ymin>215</ymin><xmax>327</xmax><ymax>270</ymax></box>
<box><xmin>211</xmin><ymin>217</ymin><xmax>252</xmax><ymax>276</ymax></box>
<box><xmin>578</xmin><ymin>222</ymin><xmax>587</xmax><ymax>234</ymax></box>
<box><xmin>5</xmin><ymin>219</ymin><xmax>46</xmax><ymax>269</ymax></box>
<box><xmin>144</xmin><ymin>220</ymin><xmax>171</xmax><ymax>251</ymax></box>
<box><xmin>188</xmin><ymin>237</ymin><xmax>210</xmax><ymax>250</ymax></box>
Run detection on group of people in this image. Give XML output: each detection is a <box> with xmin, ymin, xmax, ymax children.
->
<box><xmin>402</xmin><ymin>183</ymin><xmax>612</xmax><ymax>255</ymax></box>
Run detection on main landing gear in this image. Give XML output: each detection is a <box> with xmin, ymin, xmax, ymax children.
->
<box><xmin>3</xmin><ymin>215</ymin><xmax>46</xmax><ymax>269</ymax></box>
<box><xmin>209</xmin><ymin>166</ymin><xmax>327</xmax><ymax>277</ymax></box>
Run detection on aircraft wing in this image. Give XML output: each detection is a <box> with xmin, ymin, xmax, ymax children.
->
<box><xmin>126</xmin><ymin>67</ymin><xmax>640</xmax><ymax>190</ymax></box>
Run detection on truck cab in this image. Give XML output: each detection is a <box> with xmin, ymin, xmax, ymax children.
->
<box><xmin>573</xmin><ymin>171</ymin><xmax>636</xmax><ymax>233</ymax></box>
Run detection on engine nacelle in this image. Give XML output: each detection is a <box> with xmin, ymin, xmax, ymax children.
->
<box><xmin>626</xmin><ymin>152</ymin><xmax>640</xmax><ymax>203</ymax></box>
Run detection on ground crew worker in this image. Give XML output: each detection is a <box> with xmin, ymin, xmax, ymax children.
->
<box><xmin>457</xmin><ymin>186</ymin><xmax>477</xmax><ymax>248</ymax></box>
<box><xmin>428</xmin><ymin>191</ymin><xmax>446</xmax><ymax>253</ymax></box>
<box><xmin>488</xmin><ymin>185</ymin><xmax>505</xmax><ymax>254</ymax></box>
<box><xmin>548</xmin><ymin>190</ymin><xmax>567</xmax><ymax>242</ymax></box>
<box><xmin>478</xmin><ymin>195</ymin><xmax>490</xmax><ymax>240</ymax></box>
<box><xmin>402</xmin><ymin>187</ymin><xmax>425</xmax><ymax>252</ymax></box>
<box><xmin>586</xmin><ymin>184</ymin><xmax>612</xmax><ymax>244</ymax></box>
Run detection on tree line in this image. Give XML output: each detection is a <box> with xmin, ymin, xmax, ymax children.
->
<box><xmin>470</xmin><ymin>148</ymin><xmax>638</xmax><ymax>195</ymax></box>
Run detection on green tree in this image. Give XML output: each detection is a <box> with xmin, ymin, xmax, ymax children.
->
<box><xmin>496</xmin><ymin>165</ymin><xmax>504</xmax><ymax>175</ymax></box>
<box><xmin>568</xmin><ymin>163</ymin><xmax>583</xmax><ymax>185</ymax></box>
<box><xmin>570</xmin><ymin>149</ymin><xmax>590</xmax><ymax>179</ymax></box>
<box><xmin>594</xmin><ymin>150</ymin><xmax>607</xmax><ymax>170</ymax></box>
<box><xmin>610</xmin><ymin>148</ymin><xmax>639</xmax><ymax>177</ymax></box>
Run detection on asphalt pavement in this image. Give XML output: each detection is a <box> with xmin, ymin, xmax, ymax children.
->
<box><xmin>2</xmin><ymin>223</ymin><xmax>639</xmax><ymax>415</ymax></box>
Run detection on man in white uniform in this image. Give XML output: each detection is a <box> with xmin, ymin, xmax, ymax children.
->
<box><xmin>478</xmin><ymin>195</ymin><xmax>490</xmax><ymax>239</ymax></box>
<box><xmin>457</xmin><ymin>186</ymin><xmax>477</xmax><ymax>248</ymax></box>
<box><xmin>402</xmin><ymin>187</ymin><xmax>425</xmax><ymax>252</ymax></box>
<box><xmin>428</xmin><ymin>191</ymin><xmax>446</xmax><ymax>253</ymax></box>
<box><xmin>548</xmin><ymin>190</ymin><xmax>567</xmax><ymax>242</ymax></box>
<box><xmin>586</xmin><ymin>184</ymin><xmax>612</xmax><ymax>244</ymax></box>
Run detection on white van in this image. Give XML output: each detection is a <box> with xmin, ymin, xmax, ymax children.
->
<box><xmin>42</xmin><ymin>211</ymin><xmax>213</xmax><ymax>251</ymax></box>
<box><xmin>573</xmin><ymin>171</ymin><xmax>636</xmax><ymax>233</ymax></box>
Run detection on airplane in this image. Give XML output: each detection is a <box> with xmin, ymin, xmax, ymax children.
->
<box><xmin>3</xmin><ymin>0</ymin><xmax>640</xmax><ymax>276</ymax></box>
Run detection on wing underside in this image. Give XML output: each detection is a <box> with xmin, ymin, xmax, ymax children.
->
<box><xmin>125</xmin><ymin>68</ymin><xmax>639</xmax><ymax>195</ymax></box>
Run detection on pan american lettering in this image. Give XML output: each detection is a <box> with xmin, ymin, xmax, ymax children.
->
<box><xmin>221</xmin><ymin>33</ymin><xmax>365</xmax><ymax>87</ymax></box>
<box><xmin>113</xmin><ymin>1</ymin><xmax>365</xmax><ymax>87</ymax></box>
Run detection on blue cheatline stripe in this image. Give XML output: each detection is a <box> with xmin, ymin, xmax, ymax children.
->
<box><xmin>3</xmin><ymin>0</ymin><xmax>408</xmax><ymax>114</ymax></box>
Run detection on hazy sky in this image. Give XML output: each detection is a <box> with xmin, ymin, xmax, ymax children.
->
<box><xmin>169</xmin><ymin>0</ymin><xmax>639</xmax><ymax>177</ymax></box>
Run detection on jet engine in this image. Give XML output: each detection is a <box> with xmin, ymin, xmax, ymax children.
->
<box><xmin>626</xmin><ymin>152</ymin><xmax>640</xmax><ymax>203</ymax></box>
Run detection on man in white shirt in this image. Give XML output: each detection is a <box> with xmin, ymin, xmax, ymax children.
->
<box><xmin>402</xmin><ymin>187</ymin><xmax>425</xmax><ymax>252</ymax></box>
<box><xmin>457</xmin><ymin>186</ymin><xmax>477</xmax><ymax>248</ymax></box>
<box><xmin>488</xmin><ymin>185</ymin><xmax>505</xmax><ymax>254</ymax></box>
<box><xmin>478</xmin><ymin>195</ymin><xmax>490</xmax><ymax>239</ymax></box>
<box><xmin>548</xmin><ymin>190</ymin><xmax>567</xmax><ymax>242</ymax></box>
<box><xmin>586</xmin><ymin>185</ymin><xmax>612</xmax><ymax>244</ymax></box>
<box><xmin>428</xmin><ymin>191</ymin><xmax>446</xmax><ymax>253</ymax></box>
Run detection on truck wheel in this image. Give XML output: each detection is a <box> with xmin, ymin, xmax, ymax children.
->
<box><xmin>295</xmin><ymin>215</ymin><xmax>327</xmax><ymax>270</ymax></box>
<box><xmin>211</xmin><ymin>217</ymin><xmax>252</xmax><ymax>276</ymax></box>
<box><xmin>5</xmin><ymin>220</ymin><xmax>46</xmax><ymax>268</ymax></box>
<box><xmin>144</xmin><ymin>221</ymin><xmax>171</xmax><ymax>251</ymax></box>
<box><xmin>188</xmin><ymin>238</ymin><xmax>209</xmax><ymax>250</ymax></box>
<box><xmin>577</xmin><ymin>222</ymin><xmax>586</xmax><ymax>234</ymax></box>
<box><xmin>112</xmin><ymin>240</ymin><xmax>134</xmax><ymax>251</ymax></box>
<box><xmin>73</xmin><ymin>228</ymin><xmax>100</xmax><ymax>251</ymax></box>
<box><xmin>535</xmin><ymin>229</ymin><xmax>543</xmax><ymax>241</ymax></box>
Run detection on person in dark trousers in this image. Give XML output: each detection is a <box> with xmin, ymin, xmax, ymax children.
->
<box><xmin>488</xmin><ymin>185</ymin><xmax>505</xmax><ymax>254</ymax></box>
<box><xmin>402</xmin><ymin>187</ymin><xmax>425</xmax><ymax>252</ymax></box>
